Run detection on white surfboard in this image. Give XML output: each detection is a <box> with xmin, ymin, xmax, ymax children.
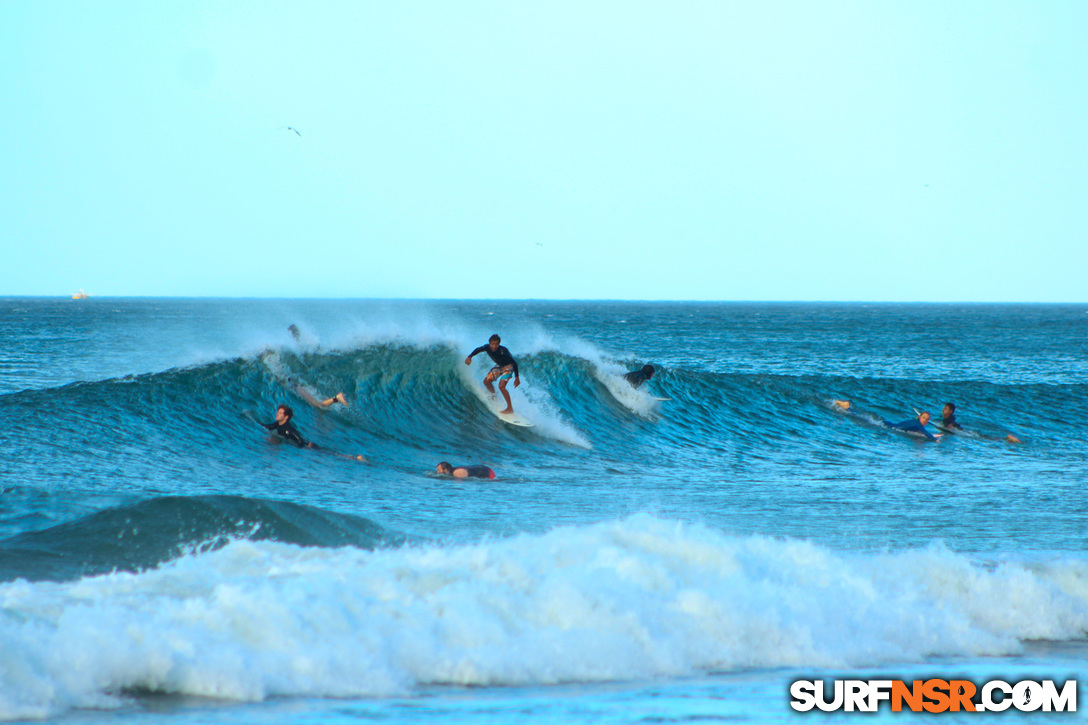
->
<box><xmin>484</xmin><ymin>394</ymin><xmax>535</xmax><ymax>427</ymax></box>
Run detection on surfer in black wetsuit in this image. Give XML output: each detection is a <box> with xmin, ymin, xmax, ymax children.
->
<box><xmin>263</xmin><ymin>404</ymin><xmax>315</xmax><ymax>447</ymax></box>
<box><xmin>262</xmin><ymin>404</ymin><xmax>366</xmax><ymax>460</ymax></box>
<box><xmin>465</xmin><ymin>334</ymin><xmax>521</xmax><ymax>414</ymax></box>
<box><xmin>940</xmin><ymin>401</ymin><xmax>1021</xmax><ymax>443</ymax></box>
<box><xmin>436</xmin><ymin>462</ymin><xmax>496</xmax><ymax>479</ymax></box>
<box><xmin>624</xmin><ymin>364</ymin><xmax>656</xmax><ymax>389</ymax></box>
<box><xmin>941</xmin><ymin>403</ymin><xmax>964</xmax><ymax>432</ymax></box>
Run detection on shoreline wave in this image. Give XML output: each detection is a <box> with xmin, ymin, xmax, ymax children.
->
<box><xmin>2</xmin><ymin>514</ymin><xmax>1086</xmax><ymax>720</ymax></box>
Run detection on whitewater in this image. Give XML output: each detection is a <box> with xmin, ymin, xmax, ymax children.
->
<box><xmin>1</xmin><ymin>298</ymin><xmax>1086</xmax><ymax>723</ymax></box>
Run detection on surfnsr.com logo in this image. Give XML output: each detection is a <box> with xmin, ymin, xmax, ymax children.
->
<box><xmin>790</xmin><ymin>679</ymin><xmax>1077</xmax><ymax>713</ymax></box>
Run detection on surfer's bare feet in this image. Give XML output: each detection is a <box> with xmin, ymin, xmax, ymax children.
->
<box><xmin>336</xmin><ymin>393</ymin><xmax>348</xmax><ymax>406</ymax></box>
<box><xmin>499</xmin><ymin>408</ymin><xmax>513</xmax><ymax>415</ymax></box>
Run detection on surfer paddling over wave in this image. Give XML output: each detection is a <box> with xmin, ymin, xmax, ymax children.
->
<box><xmin>258</xmin><ymin>404</ymin><xmax>366</xmax><ymax>461</ymax></box>
<box><xmin>937</xmin><ymin>402</ymin><xmax>1021</xmax><ymax>443</ymax></box>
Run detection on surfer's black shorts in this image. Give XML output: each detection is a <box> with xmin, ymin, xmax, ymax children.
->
<box><xmin>487</xmin><ymin>365</ymin><xmax>514</xmax><ymax>382</ymax></box>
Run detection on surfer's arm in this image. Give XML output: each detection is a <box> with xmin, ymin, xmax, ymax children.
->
<box><xmin>911</xmin><ymin>422</ymin><xmax>938</xmax><ymax>441</ymax></box>
<box><xmin>465</xmin><ymin>345</ymin><xmax>488</xmax><ymax>364</ymax></box>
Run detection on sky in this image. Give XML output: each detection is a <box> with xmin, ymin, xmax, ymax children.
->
<box><xmin>2</xmin><ymin>1</ymin><xmax>1086</xmax><ymax>302</ymax></box>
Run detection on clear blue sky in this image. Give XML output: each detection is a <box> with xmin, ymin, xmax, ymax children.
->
<box><xmin>3</xmin><ymin>1</ymin><xmax>1086</xmax><ymax>301</ymax></box>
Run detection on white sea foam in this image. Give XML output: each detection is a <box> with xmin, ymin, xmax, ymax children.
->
<box><xmin>4</xmin><ymin>516</ymin><xmax>1087</xmax><ymax>721</ymax></box>
<box><xmin>455</xmin><ymin>362</ymin><xmax>590</xmax><ymax>448</ymax></box>
<box><xmin>592</xmin><ymin>364</ymin><xmax>660</xmax><ymax>418</ymax></box>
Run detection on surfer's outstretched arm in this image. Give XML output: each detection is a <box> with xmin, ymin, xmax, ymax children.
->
<box><xmin>465</xmin><ymin>345</ymin><xmax>488</xmax><ymax>365</ymax></box>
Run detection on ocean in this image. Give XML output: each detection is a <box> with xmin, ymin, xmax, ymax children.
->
<box><xmin>1</xmin><ymin>298</ymin><xmax>1086</xmax><ymax>723</ymax></box>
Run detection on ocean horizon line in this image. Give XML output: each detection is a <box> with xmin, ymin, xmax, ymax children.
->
<box><xmin>4</xmin><ymin>295</ymin><xmax>1087</xmax><ymax>306</ymax></box>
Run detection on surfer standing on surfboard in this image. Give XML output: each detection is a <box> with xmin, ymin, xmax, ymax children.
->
<box><xmin>465</xmin><ymin>334</ymin><xmax>521</xmax><ymax>414</ymax></box>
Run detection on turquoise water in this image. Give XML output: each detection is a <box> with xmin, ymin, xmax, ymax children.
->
<box><xmin>1</xmin><ymin>299</ymin><xmax>1086</xmax><ymax>722</ymax></box>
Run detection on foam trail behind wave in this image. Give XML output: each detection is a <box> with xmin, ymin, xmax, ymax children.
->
<box><xmin>3</xmin><ymin>515</ymin><xmax>1088</xmax><ymax>720</ymax></box>
<box><xmin>488</xmin><ymin>327</ymin><xmax>663</xmax><ymax>420</ymax></box>
<box><xmin>455</xmin><ymin>361</ymin><xmax>590</xmax><ymax>448</ymax></box>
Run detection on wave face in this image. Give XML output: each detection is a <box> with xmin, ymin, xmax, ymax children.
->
<box><xmin>3</xmin><ymin>335</ymin><xmax>1085</xmax><ymax>555</ymax></box>
<box><xmin>2</xmin><ymin>299</ymin><xmax>1087</xmax><ymax>720</ymax></box>
<box><xmin>2</xmin><ymin>515</ymin><xmax>1088</xmax><ymax>719</ymax></box>
<box><xmin>0</xmin><ymin>495</ymin><xmax>401</xmax><ymax>583</ymax></box>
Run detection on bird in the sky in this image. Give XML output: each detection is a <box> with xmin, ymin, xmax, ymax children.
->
<box><xmin>287</xmin><ymin>127</ymin><xmax>301</xmax><ymax>136</ymax></box>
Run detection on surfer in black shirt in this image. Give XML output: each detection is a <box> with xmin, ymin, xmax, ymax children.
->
<box><xmin>940</xmin><ymin>401</ymin><xmax>1021</xmax><ymax>443</ymax></box>
<box><xmin>941</xmin><ymin>403</ymin><xmax>964</xmax><ymax>432</ymax></box>
<box><xmin>624</xmin><ymin>364</ymin><xmax>656</xmax><ymax>389</ymax></box>
<box><xmin>263</xmin><ymin>404</ymin><xmax>314</xmax><ymax>447</ymax></box>
<box><xmin>436</xmin><ymin>462</ymin><xmax>496</xmax><ymax>479</ymax></box>
<box><xmin>262</xmin><ymin>404</ymin><xmax>366</xmax><ymax>460</ymax></box>
<box><xmin>465</xmin><ymin>334</ymin><xmax>521</xmax><ymax>414</ymax></box>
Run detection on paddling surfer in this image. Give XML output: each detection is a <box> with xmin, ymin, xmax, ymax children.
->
<box><xmin>435</xmin><ymin>462</ymin><xmax>496</xmax><ymax>479</ymax></box>
<box><xmin>261</xmin><ymin>404</ymin><xmax>365</xmax><ymax>460</ymax></box>
<box><xmin>884</xmin><ymin>410</ymin><xmax>939</xmax><ymax>441</ymax></box>
<box><xmin>263</xmin><ymin>404</ymin><xmax>312</xmax><ymax>447</ymax></box>
<box><xmin>833</xmin><ymin>400</ymin><xmax>939</xmax><ymax>441</ymax></box>
<box><xmin>940</xmin><ymin>402</ymin><xmax>1021</xmax><ymax>443</ymax></box>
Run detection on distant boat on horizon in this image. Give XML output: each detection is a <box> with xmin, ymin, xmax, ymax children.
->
<box><xmin>72</xmin><ymin>289</ymin><xmax>89</xmax><ymax>299</ymax></box>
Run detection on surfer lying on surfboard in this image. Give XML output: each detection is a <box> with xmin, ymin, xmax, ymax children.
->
<box><xmin>465</xmin><ymin>334</ymin><xmax>521</xmax><ymax>414</ymax></box>
<box><xmin>261</xmin><ymin>404</ymin><xmax>366</xmax><ymax>461</ymax></box>
<box><xmin>833</xmin><ymin>400</ymin><xmax>940</xmax><ymax>441</ymax></box>
<box><xmin>940</xmin><ymin>402</ymin><xmax>1021</xmax><ymax>443</ymax></box>
<box><xmin>436</xmin><ymin>462</ymin><xmax>496</xmax><ymax>479</ymax></box>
